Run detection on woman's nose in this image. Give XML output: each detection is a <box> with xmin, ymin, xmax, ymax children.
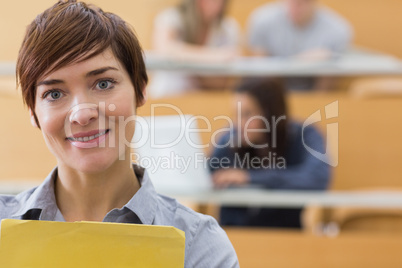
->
<box><xmin>69</xmin><ymin>103</ymin><xmax>99</xmax><ymax>126</ymax></box>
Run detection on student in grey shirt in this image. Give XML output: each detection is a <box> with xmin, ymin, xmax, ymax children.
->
<box><xmin>0</xmin><ymin>1</ymin><xmax>238</xmax><ymax>267</ymax></box>
<box><xmin>247</xmin><ymin>0</ymin><xmax>353</xmax><ymax>91</ymax></box>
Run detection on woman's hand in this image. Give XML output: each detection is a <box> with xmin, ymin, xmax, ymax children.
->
<box><xmin>212</xmin><ymin>168</ymin><xmax>250</xmax><ymax>189</ymax></box>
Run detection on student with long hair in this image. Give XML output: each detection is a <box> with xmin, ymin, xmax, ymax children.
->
<box><xmin>149</xmin><ymin>0</ymin><xmax>241</xmax><ymax>98</ymax></box>
<box><xmin>210</xmin><ymin>78</ymin><xmax>331</xmax><ymax>228</ymax></box>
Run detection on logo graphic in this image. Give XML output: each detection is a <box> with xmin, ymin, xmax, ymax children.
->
<box><xmin>302</xmin><ymin>101</ymin><xmax>339</xmax><ymax>167</ymax></box>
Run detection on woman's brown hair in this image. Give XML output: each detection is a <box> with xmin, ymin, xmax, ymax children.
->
<box><xmin>17</xmin><ymin>0</ymin><xmax>148</xmax><ymax>127</ymax></box>
<box><xmin>177</xmin><ymin>0</ymin><xmax>229</xmax><ymax>44</ymax></box>
<box><xmin>235</xmin><ymin>77</ymin><xmax>288</xmax><ymax>159</ymax></box>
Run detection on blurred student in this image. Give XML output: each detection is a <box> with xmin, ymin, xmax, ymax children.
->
<box><xmin>149</xmin><ymin>0</ymin><xmax>241</xmax><ymax>98</ymax></box>
<box><xmin>247</xmin><ymin>0</ymin><xmax>352</xmax><ymax>91</ymax></box>
<box><xmin>209</xmin><ymin>78</ymin><xmax>331</xmax><ymax>228</ymax></box>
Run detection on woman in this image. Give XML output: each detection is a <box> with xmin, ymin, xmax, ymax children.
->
<box><xmin>0</xmin><ymin>1</ymin><xmax>238</xmax><ymax>267</ymax></box>
<box><xmin>149</xmin><ymin>0</ymin><xmax>241</xmax><ymax>98</ymax></box>
<box><xmin>210</xmin><ymin>78</ymin><xmax>331</xmax><ymax>228</ymax></box>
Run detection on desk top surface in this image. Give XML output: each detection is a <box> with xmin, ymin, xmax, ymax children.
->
<box><xmin>145</xmin><ymin>48</ymin><xmax>402</xmax><ymax>76</ymax></box>
<box><xmin>2</xmin><ymin>179</ymin><xmax>402</xmax><ymax>208</ymax></box>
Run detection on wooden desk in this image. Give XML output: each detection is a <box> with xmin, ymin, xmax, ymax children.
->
<box><xmin>225</xmin><ymin>228</ymin><xmax>402</xmax><ymax>268</ymax></box>
<box><xmin>145</xmin><ymin>49</ymin><xmax>402</xmax><ymax>76</ymax></box>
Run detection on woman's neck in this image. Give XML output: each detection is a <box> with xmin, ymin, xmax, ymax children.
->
<box><xmin>55</xmin><ymin>159</ymin><xmax>140</xmax><ymax>222</ymax></box>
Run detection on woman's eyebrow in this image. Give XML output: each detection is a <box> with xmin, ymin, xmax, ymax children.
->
<box><xmin>86</xmin><ymin>66</ymin><xmax>119</xmax><ymax>77</ymax></box>
<box><xmin>36</xmin><ymin>67</ymin><xmax>119</xmax><ymax>86</ymax></box>
<box><xmin>37</xmin><ymin>79</ymin><xmax>64</xmax><ymax>87</ymax></box>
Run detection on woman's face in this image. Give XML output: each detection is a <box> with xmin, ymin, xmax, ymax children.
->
<box><xmin>34</xmin><ymin>49</ymin><xmax>144</xmax><ymax>173</ymax></box>
<box><xmin>233</xmin><ymin>93</ymin><xmax>268</xmax><ymax>146</ymax></box>
<box><xmin>197</xmin><ymin>0</ymin><xmax>225</xmax><ymax>22</ymax></box>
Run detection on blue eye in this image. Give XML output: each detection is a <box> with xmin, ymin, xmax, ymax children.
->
<box><xmin>50</xmin><ymin>91</ymin><xmax>62</xmax><ymax>99</ymax></box>
<box><xmin>97</xmin><ymin>80</ymin><xmax>113</xmax><ymax>90</ymax></box>
<box><xmin>43</xmin><ymin>90</ymin><xmax>64</xmax><ymax>101</ymax></box>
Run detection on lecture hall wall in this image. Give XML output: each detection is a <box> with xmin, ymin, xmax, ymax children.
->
<box><xmin>1</xmin><ymin>0</ymin><xmax>402</xmax><ymax>61</ymax></box>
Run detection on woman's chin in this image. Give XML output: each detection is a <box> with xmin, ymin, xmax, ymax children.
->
<box><xmin>55</xmin><ymin>142</ymin><xmax>131</xmax><ymax>174</ymax></box>
<box><xmin>66</xmin><ymin>157</ymin><xmax>117</xmax><ymax>174</ymax></box>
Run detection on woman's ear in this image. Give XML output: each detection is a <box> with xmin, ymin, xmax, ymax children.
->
<box><xmin>138</xmin><ymin>85</ymin><xmax>147</xmax><ymax>108</ymax></box>
<box><xmin>29</xmin><ymin>109</ymin><xmax>39</xmax><ymax>128</ymax></box>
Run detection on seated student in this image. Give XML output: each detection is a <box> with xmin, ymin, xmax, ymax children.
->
<box><xmin>247</xmin><ymin>0</ymin><xmax>353</xmax><ymax>91</ymax></box>
<box><xmin>209</xmin><ymin>78</ymin><xmax>331</xmax><ymax>228</ymax></box>
<box><xmin>0</xmin><ymin>1</ymin><xmax>238</xmax><ymax>267</ymax></box>
<box><xmin>149</xmin><ymin>0</ymin><xmax>241</xmax><ymax>98</ymax></box>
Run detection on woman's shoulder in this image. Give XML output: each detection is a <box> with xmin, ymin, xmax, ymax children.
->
<box><xmin>215</xmin><ymin>16</ymin><xmax>241</xmax><ymax>42</ymax></box>
<box><xmin>249</xmin><ymin>1</ymin><xmax>285</xmax><ymax>25</ymax></box>
<box><xmin>0</xmin><ymin>187</ymin><xmax>37</xmax><ymax>221</ymax></box>
<box><xmin>216</xmin><ymin>130</ymin><xmax>232</xmax><ymax>143</ymax></box>
<box><xmin>220</xmin><ymin>16</ymin><xmax>240</xmax><ymax>30</ymax></box>
<box><xmin>154</xmin><ymin>193</ymin><xmax>219</xmax><ymax>230</ymax></box>
<box><xmin>156</xmin><ymin>7</ymin><xmax>181</xmax><ymax>18</ymax></box>
<box><xmin>154</xmin><ymin>7</ymin><xmax>182</xmax><ymax>27</ymax></box>
<box><xmin>286</xmin><ymin>120</ymin><xmax>326</xmax><ymax>157</ymax></box>
<box><xmin>0</xmin><ymin>195</ymin><xmax>19</xmax><ymax>220</ymax></box>
<box><xmin>288</xmin><ymin>120</ymin><xmax>322</xmax><ymax>137</ymax></box>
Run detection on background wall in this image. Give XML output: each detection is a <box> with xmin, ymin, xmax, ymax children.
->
<box><xmin>1</xmin><ymin>0</ymin><xmax>402</xmax><ymax>61</ymax></box>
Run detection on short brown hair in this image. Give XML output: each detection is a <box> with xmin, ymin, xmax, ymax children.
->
<box><xmin>17</xmin><ymin>0</ymin><xmax>148</xmax><ymax>127</ymax></box>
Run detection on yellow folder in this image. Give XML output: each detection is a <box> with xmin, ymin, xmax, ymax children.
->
<box><xmin>0</xmin><ymin>219</ymin><xmax>185</xmax><ymax>268</ymax></box>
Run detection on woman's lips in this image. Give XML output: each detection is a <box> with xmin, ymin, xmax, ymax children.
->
<box><xmin>67</xmin><ymin>129</ymin><xmax>110</xmax><ymax>149</ymax></box>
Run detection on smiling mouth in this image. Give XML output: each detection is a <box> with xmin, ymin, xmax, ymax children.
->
<box><xmin>67</xmin><ymin>129</ymin><xmax>110</xmax><ymax>142</ymax></box>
